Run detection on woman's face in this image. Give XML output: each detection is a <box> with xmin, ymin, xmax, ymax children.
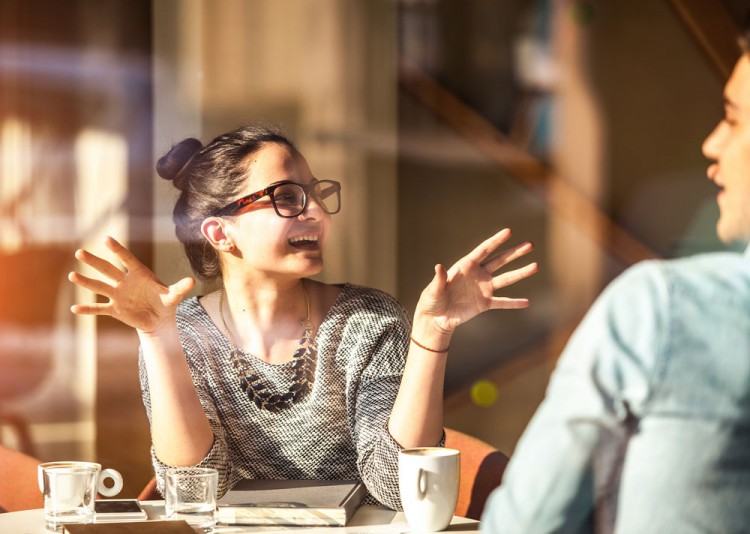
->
<box><xmin>223</xmin><ymin>142</ymin><xmax>332</xmax><ymax>280</ymax></box>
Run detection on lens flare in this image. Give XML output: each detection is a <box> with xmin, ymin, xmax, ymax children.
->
<box><xmin>470</xmin><ymin>379</ymin><xmax>498</xmax><ymax>407</ymax></box>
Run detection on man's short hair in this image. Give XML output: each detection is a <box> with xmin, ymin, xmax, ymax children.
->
<box><xmin>740</xmin><ymin>12</ymin><xmax>750</xmax><ymax>54</ymax></box>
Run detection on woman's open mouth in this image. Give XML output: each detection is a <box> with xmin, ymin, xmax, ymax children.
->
<box><xmin>288</xmin><ymin>234</ymin><xmax>320</xmax><ymax>250</ymax></box>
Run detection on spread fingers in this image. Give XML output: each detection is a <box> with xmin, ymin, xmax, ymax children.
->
<box><xmin>70</xmin><ymin>302</ymin><xmax>112</xmax><ymax>316</ymax></box>
<box><xmin>74</xmin><ymin>248</ymin><xmax>124</xmax><ymax>282</ymax></box>
<box><xmin>482</xmin><ymin>241</ymin><xmax>534</xmax><ymax>274</ymax></box>
<box><xmin>491</xmin><ymin>262</ymin><xmax>538</xmax><ymax>290</ymax></box>
<box><xmin>68</xmin><ymin>271</ymin><xmax>114</xmax><ymax>298</ymax></box>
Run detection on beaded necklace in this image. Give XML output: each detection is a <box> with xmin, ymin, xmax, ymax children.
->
<box><xmin>218</xmin><ymin>282</ymin><xmax>317</xmax><ymax>412</ymax></box>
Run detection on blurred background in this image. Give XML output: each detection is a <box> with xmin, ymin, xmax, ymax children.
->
<box><xmin>0</xmin><ymin>0</ymin><xmax>746</xmax><ymax>497</ymax></box>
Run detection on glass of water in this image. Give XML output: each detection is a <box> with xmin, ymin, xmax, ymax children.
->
<box><xmin>38</xmin><ymin>461</ymin><xmax>123</xmax><ymax>532</ymax></box>
<box><xmin>164</xmin><ymin>467</ymin><xmax>218</xmax><ymax>532</ymax></box>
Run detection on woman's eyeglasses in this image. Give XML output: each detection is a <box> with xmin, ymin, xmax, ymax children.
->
<box><xmin>214</xmin><ymin>180</ymin><xmax>341</xmax><ymax>218</ymax></box>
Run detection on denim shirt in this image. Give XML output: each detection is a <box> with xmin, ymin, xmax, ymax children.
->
<box><xmin>482</xmin><ymin>247</ymin><xmax>750</xmax><ymax>533</ymax></box>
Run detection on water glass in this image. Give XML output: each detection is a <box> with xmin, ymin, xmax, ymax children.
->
<box><xmin>165</xmin><ymin>467</ymin><xmax>218</xmax><ymax>532</ymax></box>
<box><xmin>38</xmin><ymin>461</ymin><xmax>123</xmax><ymax>532</ymax></box>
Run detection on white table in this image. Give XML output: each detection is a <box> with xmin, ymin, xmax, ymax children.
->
<box><xmin>0</xmin><ymin>502</ymin><xmax>480</xmax><ymax>533</ymax></box>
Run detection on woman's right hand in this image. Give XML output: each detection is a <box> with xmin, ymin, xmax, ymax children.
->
<box><xmin>68</xmin><ymin>236</ymin><xmax>195</xmax><ymax>334</ymax></box>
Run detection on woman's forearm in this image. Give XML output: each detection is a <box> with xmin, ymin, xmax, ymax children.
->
<box><xmin>139</xmin><ymin>325</ymin><xmax>214</xmax><ymax>466</ymax></box>
<box><xmin>388</xmin><ymin>313</ymin><xmax>451</xmax><ymax>448</ymax></box>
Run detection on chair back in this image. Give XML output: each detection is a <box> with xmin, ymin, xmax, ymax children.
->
<box><xmin>137</xmin><ymin>476</ymin><xmax>160</xmax><ymax>501</ymax></box>
<box><xmin>0</xmin><ymin>444</ymin><xmax>43</xmax><ymax>512</ymax></box>
<box><xmin>445</xmin><ymin>427</ymin><xmax>509</xmax><ymax>520</ymax></box>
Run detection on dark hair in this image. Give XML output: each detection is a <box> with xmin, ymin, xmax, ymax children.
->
<box><xmin>156</xmin><ymin>125</ymin><xmax>296</xmax><ymax>279</ymax></box>
<box><xmin>741</xmin><ymin>12</ymin><xmax>750</xmax><ymax>54</ymax></box>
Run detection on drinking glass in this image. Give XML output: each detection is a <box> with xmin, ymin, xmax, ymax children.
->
<box><xmin>164</xmin><ymin>467</ymin><xmax>218</xmax><ymax>532</ymax></box>
<box><xmin>38</xmin><ymin>461</ymin><xmax>123</xmax><ymax>531</ymax></box>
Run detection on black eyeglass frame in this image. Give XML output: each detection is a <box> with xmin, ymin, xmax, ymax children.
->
<box><xmin>213</xmin><ymin>179</ymin><xmax>342</xmax><ymax>218</ymax></box>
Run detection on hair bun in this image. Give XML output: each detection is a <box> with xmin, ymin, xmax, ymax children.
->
<box><xmin>156</xmin><ymin>138</ymin><xmax>203</xmax><ymax>189</ymax></box>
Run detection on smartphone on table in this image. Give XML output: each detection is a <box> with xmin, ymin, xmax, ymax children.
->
<box><xmin>94</xmin><ymin>499</ymin><xmax>149</xmax><ymax>522</ymax></box>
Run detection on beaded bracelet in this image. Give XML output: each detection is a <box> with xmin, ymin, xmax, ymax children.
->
<box><xmin>410</xmin><ymin>335</ymin><xmax>450</xmax><ymax>353</ymax></box>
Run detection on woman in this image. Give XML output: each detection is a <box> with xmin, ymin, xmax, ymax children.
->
<box><xmin>68</xmin><ymin>125</ymin><xmax>537</xmax><ymax>509</ymax></box>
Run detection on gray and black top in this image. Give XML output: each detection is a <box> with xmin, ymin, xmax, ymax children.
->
<box><xmin>139</xmin><ymin>283</ymin><xmax>416</xmax><ymax>510</ymax></box>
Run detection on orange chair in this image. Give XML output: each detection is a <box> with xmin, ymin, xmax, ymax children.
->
<box><xmin>137</xmin><ymin>476</ymin><xmax>160</xmax><ymax>501</ymax></box>
<box><xmin>445</xmin><ymin>427</ymin><xmax>509</xmax><ymax>520</ymax></box>
<box><xmin>0</xmin><ymin>444</ymin><xmax>43</xmax><ymax>512</ymax></box>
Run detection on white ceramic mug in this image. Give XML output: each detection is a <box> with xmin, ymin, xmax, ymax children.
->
<box><xmin>399</xmin><ymin>447</ymin><xmax>460</xmax><ymax>532</ymax></box>
<box><xmin>38</xmin><ymin>461</ymin><xmax>123</xmax><ymax>530</ymax></box>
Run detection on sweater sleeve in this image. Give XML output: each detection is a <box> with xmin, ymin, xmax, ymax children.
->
<box><xmin>344</xmin><ymin>289</ymin><xmax>439</xmax><ymax>510</ymax></box>
<box><xmin>138</xmin><ymin>310</ymin><xmax>234</xmax><ymax>497</ymax></box>
<box><xmin>351</xmin><ymin>333</ymin><xmax>406</xmax><ymax>509</ymax></box>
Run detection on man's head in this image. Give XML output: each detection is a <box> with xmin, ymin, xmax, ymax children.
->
<box><xmin>702</xmin><ymin>45</ymin><xmax>750</xmax><ymax>244</ymax></box>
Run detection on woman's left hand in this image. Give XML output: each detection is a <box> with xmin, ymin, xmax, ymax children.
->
<box><xmin>416</xmin><ymin>228</ymin><xmax>538</xmax><ymax>335</ymax></box>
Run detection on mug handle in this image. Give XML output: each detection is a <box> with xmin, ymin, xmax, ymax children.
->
<box><xmin>417</xmin><ymin>468</ymin><xmax>428</xmax><ymax>500</ymax></box>
<box><xmin>37</xmin><ymin>464</ymin><xmax>44</xmax><ymax>493</ymax></box>
<box><xmin>98</xmin><ymin>468</ymin><xmax>124</xmax><ymax>497</ymax></box>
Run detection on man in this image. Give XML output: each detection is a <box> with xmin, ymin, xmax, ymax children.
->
<box><xmin>481</xmin><ymin>28</ymin><xmax>750</xmax><ymax>534</ymax></box>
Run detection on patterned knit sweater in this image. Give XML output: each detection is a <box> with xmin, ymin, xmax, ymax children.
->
<box><xmin>139</xmin><ymin>283</ymin><xmax>413</xmax><ymax>510</ymax></box>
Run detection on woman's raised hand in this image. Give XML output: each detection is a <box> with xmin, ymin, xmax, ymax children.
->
<box><xmin>416</xmin><ymin>228</ymin><xmax>538</xmax><ymax>335</ymax></box>
<box><xmin>68</xmin><ymin>236</ymin><xmax>195</xmax><ymax>334</ymax></box>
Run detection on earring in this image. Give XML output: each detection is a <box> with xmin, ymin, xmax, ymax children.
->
<box><xmin>224</xmin><ymin>243</ymin><xmax>235</xmax><ymax>252</ymax></box>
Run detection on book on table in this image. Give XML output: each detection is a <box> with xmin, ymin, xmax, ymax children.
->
<box><xmin>62</xmin><ymin>520</ymin><xmax>195</xmax><ymax>533</ymax></box>
<box><xmin>216</xmin><ymin>479</ymin><xmax>366</xmax><ymax>526</ymax></box>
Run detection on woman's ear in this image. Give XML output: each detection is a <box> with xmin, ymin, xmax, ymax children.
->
<box><xmin>201</xmin><ymin>217</ymin><xmax>235</xmax><ymax>252</ymax></box>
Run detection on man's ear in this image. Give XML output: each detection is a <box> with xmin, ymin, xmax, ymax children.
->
<box><xmin>201</xmin><ymin>217</ymin><xmax>235</xmax><ymax>252</ymax></box>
